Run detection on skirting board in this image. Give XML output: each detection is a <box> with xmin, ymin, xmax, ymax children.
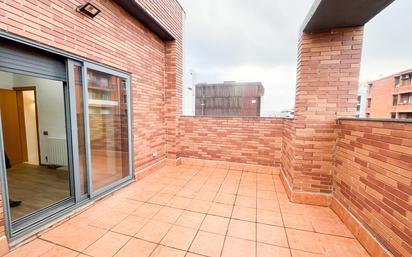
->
<box><xmin>330</xmin><ymin>198</ymin><xmax>393</xmax><ymax>257</ymax></box>
<box><xmin>279</xmin><ymin>168</ymin><xmax>332</xmax><ymax>206</ymax></box>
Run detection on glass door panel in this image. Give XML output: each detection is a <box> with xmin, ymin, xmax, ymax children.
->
<box><xmin>86</xmin><ymin>68</ymin><xmax>130</xmax><ymax>193</ymax></box>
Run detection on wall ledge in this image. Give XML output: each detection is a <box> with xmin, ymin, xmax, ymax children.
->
<box><xmin>338</xmin><ymin>117</ymin><xmax>412</xmax><ymax>123</ymax></box>
<box><xmin>180</xmin><ymin>115</ymin><xmax>292</xmax><ymax>120</ymax></box>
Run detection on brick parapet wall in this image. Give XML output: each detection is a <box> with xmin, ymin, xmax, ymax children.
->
<box><xmin>335</xmin><ymin>119</ymin><xmax>412</xmax><ymax>257</ymax></box>
<box><xmin>282</xmin><ymin>27</ymin><xmax>364</xmax><ymax>194</ymax></box>
<box><xmin>178</xmin><ymin>116</ymin><xmax>285</xmax><ymax>166</ymax></box>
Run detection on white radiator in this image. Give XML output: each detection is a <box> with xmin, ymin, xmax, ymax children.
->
<box><xmin>46</xmin><ymin>137</ymin><xmax>68</xmax><ymax>166</ymax></box>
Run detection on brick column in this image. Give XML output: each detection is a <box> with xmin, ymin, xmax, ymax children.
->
<box><xmin>281</xmin><ymin>27</ymin><xmax>364</xmax><ymax>204</ymax></box>
<box><xmin>165</xmin><ymin>39</ymin><xmax>183</xmax><ymax>159</ymax></box>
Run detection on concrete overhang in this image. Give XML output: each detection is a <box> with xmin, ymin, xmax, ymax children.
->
<box><xmin>114</xmin><ymin>0</ymin><xmax>175</xmax><ymax>41</ymax></box>
<box><xmin>302</xmin><ymin>0</ymin><xmax>395</xmax><ymax>33</ymax></box>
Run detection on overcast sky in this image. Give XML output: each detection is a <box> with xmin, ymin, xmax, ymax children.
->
<box><xmin>180</xmin><ymin>0</ymin><xmax>412</xmax><ymax>116</ymax></box>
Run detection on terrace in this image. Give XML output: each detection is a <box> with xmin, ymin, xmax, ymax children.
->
<box><xmin>0</xmin><ymin>0</ymin><xmax>410</xmax><ymax>257</ymax></box>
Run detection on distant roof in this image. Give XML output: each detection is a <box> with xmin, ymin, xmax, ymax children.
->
<box><xmin>302</xmin><ymin>0</ymin><xmax>395</xmax><ymax>33</ymax></box>
<box><xmin>196</xmin><ymin>82</ymin><xmax>265</xmax><ymax>97</ymax></box>
<box><xmin>368</xmin><ymin>68</ymin><xmax>412</xmax><ymax>84</ymax></box>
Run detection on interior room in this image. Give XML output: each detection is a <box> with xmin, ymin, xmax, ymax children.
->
<box><xmin>0</xmin><ymin>70</ymin><xmax>70</xmax><ymax>221</ymax></box>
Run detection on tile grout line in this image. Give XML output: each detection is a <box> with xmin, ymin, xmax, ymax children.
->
<box><xmin>219</xmin><ymin>168</ymin><xmax>243</xmax><ymax>257</ymax></box>
<box><xmin>184</xmin><ymin>165</ymin><xmax>231</xmax><ymax>257</ymax></box>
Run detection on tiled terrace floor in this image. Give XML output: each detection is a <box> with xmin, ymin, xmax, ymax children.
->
<box><xmin>6</xmin><ymin>164</ymin><xmax>370</xmax><ymax>257</ymax></box>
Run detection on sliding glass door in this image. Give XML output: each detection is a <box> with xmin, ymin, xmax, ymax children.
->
<box><xmin>69</xmin><ymin>62</ymin><xmax>132</xmax><ymax>198</ymax></box>
<box><xmin>85</xmin><ymin>66</ymin><xmax>132</xmax><ymax>194</ymax></box>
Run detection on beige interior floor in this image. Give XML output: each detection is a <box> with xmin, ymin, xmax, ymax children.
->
<box><xmin>7</xmin><ymin>163</ymin><xmax>70</xmax><ymax>220</ymax></box>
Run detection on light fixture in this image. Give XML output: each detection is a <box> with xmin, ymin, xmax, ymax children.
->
<box><xmin>77</xmin><ymin>2</ymin><xmax>101</xmax><ymax>18</ymax></box>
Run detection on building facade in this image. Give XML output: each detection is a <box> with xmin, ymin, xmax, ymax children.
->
<box><xmin>366</xmin><ymin>69</ymin><xmax>412</xmax><ymax>119</ymax></box>
<box><xmin>195</xmin><ymin>82</ymin><xmax>264</xmax><ymax>117</ymax></box>
<box><xmin>356</xmin><ymin>82</ymin><xmax>368</xmax><ymax>118</ymax></box>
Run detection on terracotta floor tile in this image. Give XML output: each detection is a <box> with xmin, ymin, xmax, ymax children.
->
<box><xmin>160</xmin><ymin>225</ymin><xmax>197</xmax><ymax>250</ymax></box>
<box><xmin>175</xmin><ymin>210</ymin><xmax>205</xmax><ymax>229</ymax></box>
<box><xmin>283</xmin><ymin>213</ymin><xmax>313</xmax><ymax>231</ymax></box>
<box><xmin>148</xmin><ymin>193</ymin><xmax>174</xmax><ymax>205</ymax></box>
<box><xmin>237</xmin><ymin>188</ymin><xmax>257</xmax><ymax>198</ymax></box>
<box><xmin>215</xmin><ymin>193</ymin><xmax>236</xmax><ymax>205</ymax></box>
<box><xmin>257</xmin><ymin>223</ymin><xmax>288</xmax><ymax>247</ymax></box>
<box><xmin>320</xmin><ymin>234</ymin><xmax>370</xmax><ymax>257</ymax></box>
<box><xmin>257</xmin><ymin>198</ymin><xmax>279</xmax><ymax>212</ymax></box>
<box><xmin>167</xmin><ymin>196</ymin><xmax>192</xmax><ymax>209</ymax></box>
<box><xmin>83</xmin><ymin>231</ymin><xmax>130</xmax><ymax>257</ymax></box>
<box><xmin>257</xmin><ymin>209</ymin><xmax>283</xmax><ymax>226</ymax></box>
<box><xmin>39</xmin><ymin>245</ymin><xmax>79</xmax><ymax>257</ymax></box>
<box><xmin>186</xmin><ymin>199</ymin><xmax>212</xmax><ymax>213</ymax></box>
<box><xmin>200</xmin><ymin>215</ymin><xmax>230</xmax><ymax>235</ymax></box>
<box><xmin>195</xmin><ymin>191</ymin><xmax>217</xmax><ymax>201</ymax></box>
<box><xmin>89</xmin><ymin>211</ymin><xmax>128</xmax><ymax>230</ymax></box>
<box><xmin>111</xmin><ymin>215</ymin><xmax>147</xmax><ymax>236</ymax></box>
<box><xmin>291</xmin><ymin>250</ymin><xmax>325</xmax><ymax>257</ymax></box>
<box><xmin>221</xmin><ymin>237</ymin><xmax>256</xmax><ymax>257</ymax></box>
<box><xmin>41</xmin><ymin>223</ymin><xmax>107</xmax><ymax>252</ymax></box>
<box><xmin>257</xmin><ymin>243</ymin><xmax>291</xmax><ymax>257</ymax></box>
<box><xmin>232</xmin><ymin>206</ymin><xmax>256</xmax><ymax>222</ymax></box>
<box><xmin>135</xmin><ymin>220</ymin><xmax>172</xmax><ymax>243</ymax></box>
<box><xmin>5</xmin><ymin>239</ymin><xmax>55</xmax><ymax>257</ymax></box>
<box><xmin>149</xmin><ymin>245</ymin><xmax>186</xmax><ymax>257</ymax></box>
<box><xmin>133</xmin><ymin>203</ymin><xmax>162</xmax><ymax>218</ymax></box>
<box><xmin>208</xmin><ymin>202</ymin><xmax>233</xmax><ymax>218</ymax></box>
<box><xmin>286</xmin><ymin>229</ymin><xmax>324</xmax><ymax>254</ymax></box>
<box><xmin>311</xmin><ymin>217</ymin><xmax>353</xmax><ymax>238</ymax></box>
<box><xmin>235</xmin><ymin>196</ymin><xmax>257</xmax><ymax>208</ymax></box>
<box><xmin>153</xmin><ymin>207</ymin><xmax>183</xmax><ymax>224</ymax></box>
<box><xmin>114</xmin><ymin>199</ymin><xmax>143</xmax><ymax>214</ymax></box>
<box><xmin>114</xmin><ymin>238</ymin><xmax>156</xmax><ymax>257</ymax></box>
<box><xmin>189</xmin><ymin>231</ymin><xmax>225</xmax><ymax>257</ymax></box>
<box><xmin>257</xmin><ymin>190</ymin><xmax>277</xmax><ymax>200</ymax></box>
<box><xmin>186</xmin><ymin>253</ymin><xmax>204</xmax><ymax>257</ymax></box>
<box><xmin>227</xmin><ymin>219</ymin><xmax>256</xmax><ymax>241</ymax></box>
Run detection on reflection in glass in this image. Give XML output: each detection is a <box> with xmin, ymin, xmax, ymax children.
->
<box><xmin>87</xmin><ymin>69</ymin><xmax>129</xmax><ymax>192</ymax></box>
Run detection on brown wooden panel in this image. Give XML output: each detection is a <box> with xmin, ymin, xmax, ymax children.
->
<box><xmin>0</xmin><ymin>89</ymin><xmax>23</xmax><ymax>165</ymax></box>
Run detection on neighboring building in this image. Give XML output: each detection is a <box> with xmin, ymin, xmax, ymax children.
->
<box><xmin>366</xmin><ymin>69</ymin><xmax>412</xmax><ymax>119</ymax></box>
<box><xmin>195</xmin><ymin>82</ymin><xmax>265</xmax><ymax>117</ymax></box>
<box><xmin>356</xmin><ymin>83</ymin><xmax>368</xmax><ymax>118</ymax></box>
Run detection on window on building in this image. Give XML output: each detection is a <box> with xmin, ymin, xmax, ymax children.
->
<box><xmin>401</xmin><ymin>73</ymin><xmax>412</xmax><ymax>86</ymax></box>
<box><xmin>368</xmin><ymin>83</ymin><xmax>373</xmax><ymax>91</ymax></box>
<box><xmin>357</xmin><ymin>96</ymin><xmax>361</xmax><ymax>104</ymax></box>
<box><xmin>395</xmin><ymin>76</ymin><xmax>400</xmax><ymax>87</ymax></box>
<box><xmin>391</xmin><ymin>112</ymin><xmax>396</xmax><ymax>119</ymax></box>
<box><xmin>393</xmin><ymin>95</ymin><xmax>398</xmax><ymax>106</ymax></box>
<box><xmin>399</xmin><ymin>113</ymin><xmax>412</xmax><ymax>119</ymax></box>
<box><xmin>356</xmin><ymin>105</ymin><xmax>361</xmax><ymax>112</ymax></box>
<box><xmin>366</xmin><ymin>113</ymin><xmax>370</xmax><ymax>118</ymax></box>
<box><xmin>367</xmin><ymin>98</ymin><xmax>371</xmax><ymax>108</ymax></box>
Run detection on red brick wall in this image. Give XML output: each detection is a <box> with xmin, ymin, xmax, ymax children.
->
<box><xmin>0</xmin><ymin>0</ymin><xmax>183</xmax><ymax>243</ymax></box>
<box><xmin>281</xmin><ymin>27</ymin><xmax>364</xmax><ymax>193</ymax></box>
<box><xmin>335</xmin><ymin>119</ymin><xmax>412</xmax><ymax>257</ymax></box>
<box><xmin>178</xmin><ymin>116</ymin><xmax>284</xmax><ymax>166</ymax></box>
<box><xmin>0</xmin><ymin>0</ymin><xmax>183</xmax><ymax>169</ymax></box>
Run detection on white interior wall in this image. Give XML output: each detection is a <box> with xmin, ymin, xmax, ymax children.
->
<box><xmin>22</xmin><ymin>91</ymin><xmax>39</xmax><ymax>165</ymax></box>
<box><xmin>13</xmin><ymin>74</ymin><xmax>66</xmax><ymax>165</ymax></box>
<box><xmin>0</xmin><ymin>71</ymin><xmax>66</xmax><ymax>165</ymax></box>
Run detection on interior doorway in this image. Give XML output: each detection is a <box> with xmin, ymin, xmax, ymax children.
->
<box><xmin>0</xmin><ymin>71</ymin><xmax>71</xmax><ymax>221</ymax></box>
